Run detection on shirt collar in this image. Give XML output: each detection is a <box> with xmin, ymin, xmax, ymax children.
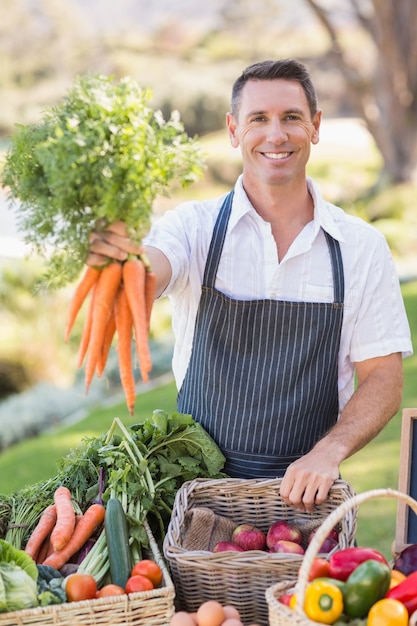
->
<box><xmin>307</xmin><ymin>177</ymin><xmax>345</xmax><ymax>242</ymax></box>
<box><xmin>230</xmin><ymin>174</ymin><xmax>345</xmax><ymax>243</ymax></box>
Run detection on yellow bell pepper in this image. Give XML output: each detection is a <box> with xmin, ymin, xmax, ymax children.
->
<box><xmin>367</xmin><ymin>598</ymin><xmax>408</xmax><ymax>626</ymax></box>
<box><xmin>304</xmin><ymin>579</ymin><xmax>344</xmax><ymax>624</ymax></box>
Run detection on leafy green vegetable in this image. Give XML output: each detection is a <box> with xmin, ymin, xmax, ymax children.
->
<box><xmin>0</xmin><ymin>540</ymin><xmax>38</xmax><ymax>582</ymax></box>
<box><xmin>2</xmin><ymin>73</ymin><xmax>206</xmax><ymax>288</ymax></box>
<box><xmin>36</xmin><ymin>565</ymin><xmax>66</xmax><ymax>606</ymax></box>
<box><xmin>0</xmin><ymin>562</ymin><xmax>38</xmax><ymax>612</ymax></box>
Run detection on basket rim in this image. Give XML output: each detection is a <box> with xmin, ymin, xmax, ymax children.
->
<box><xmin>164</xmin><ymin>477</ymin><xmax>357</xmax><ymax>564</ymax></box>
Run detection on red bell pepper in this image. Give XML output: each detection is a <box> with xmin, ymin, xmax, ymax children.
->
<box><xmin>278</xmin><ymin>593</ymin><xmax>294</xmax><ymax>606</ymax></box>
<box><xmin>329</xmin><ymin>547</ymin><xmax>389</xmax><ymax>581</ymax></box>
<box><xmin>386</xmin><ymin>571</ymin><xmax>417</xmax><ymax>614</ymax></box>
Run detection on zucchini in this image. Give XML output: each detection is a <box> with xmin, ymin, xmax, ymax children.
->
<box><xmin>104</xmin><ymin>497</ymin><xmax>132</xmax><ymax>588</ymax></box>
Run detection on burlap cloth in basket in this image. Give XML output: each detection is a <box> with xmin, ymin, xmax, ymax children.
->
<box><xmin>180</xmin><ymin>506</ymin><xmax>238</xmax><ymax>551</ymax></box>
<box><xmin>266</xmin><ymin>488</ymin><xmax>417</xmax><ymax>626</ymax></box>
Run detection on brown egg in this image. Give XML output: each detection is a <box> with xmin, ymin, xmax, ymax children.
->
<box><xmin>223</xmin><ymin>606</ymin><xmax>241</xmax><ymax>620</ymax></box>
<box><xmin>170</xmin><ymin>611</ymin><xmax>197</xmax><ymax>626</ymax></box>
<box><xmin>196</xmin><ymin>600</ymin><xmax>225</xmax><ymax>626</ymax></box>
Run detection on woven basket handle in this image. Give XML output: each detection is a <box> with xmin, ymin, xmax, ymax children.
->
<box><xmin>295</xmin><ymin>487</ymin><xmax>417</xmax><ymax>614</ymax></box>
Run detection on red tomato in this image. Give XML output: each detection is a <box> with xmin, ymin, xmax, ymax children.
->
<box><xmin>307</xmin><ymin>557</ymin><xmax>331</xmax><ymax>581</ymax></box>
<box><xmin>125</xmin><ymin>574</ymin><xmax>154</xmax><ymax>593</ymax></box>
<box><xmin>131</xmin><ymin>559</ymin><xmax>163</xmax><ymax>587</ymax></box>
<box><xmin>66</xmin><ymin>573</ymin><xmax>97</xmax><ymax>602</ymax></box>
<box><xmin>96</xmin><ymin>584</ymin><xmax>126</xmax><ymax>598</ymax></box>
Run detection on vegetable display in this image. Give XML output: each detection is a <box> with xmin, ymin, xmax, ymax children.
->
<box><xmin>279</xmin><ymin>553</ymin><xmax>417</xmax><ymax>626</ymax></box>
<box><xmin>0</xmin><ymin>410</ymin><xmax>225</xmax><ymax>586</ymax></box>
<box><xmin>2</xmin><ymin>73</ymin><xmax>206</xmax><ymax>414</ymax></box>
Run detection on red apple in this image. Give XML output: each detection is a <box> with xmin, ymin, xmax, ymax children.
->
<box><xmin>308</xmin><ymin>527</ymin><xmax>339</xmax><ymax>544</ymax></box>
<box><xmin>270</xmin><ymin>540</ymin><xmax>305</xmax><ymax>555</ymax></box>
<box><xmin>232</xmin><ymin>524</ymin><xmax>266</xmax><ymax>551</ymax></box>
<box><xmin>212</xmin><ymin>541</ymin><xmax>245</xmax><ymax>552</ymax></box>
<box><xmin>266</xmin><ymin>520</ymin><xmax>302</xmax><ymax>549</ymax></box>
<box><xmin>317</xmin><ymin>537</ymin><xmax>339</xmax><ymax>554</ymax></box>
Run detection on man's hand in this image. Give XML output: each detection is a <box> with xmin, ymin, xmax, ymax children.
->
<box><xmin>280</xmin><ymin>352</ymin><xmax>403</xmax><ymax>512</ymax></box>
<box><xmin>279</xmin><ymin>451</ymin><xmax>339</xmax><ymax>513</ymax></box>
<box><xmin>87</xmin><ymin>221</ymin><xmax>143</xmax><ymax>267</ymax></box>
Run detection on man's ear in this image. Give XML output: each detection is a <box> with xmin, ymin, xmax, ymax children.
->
<box><xmin>311</xmin><ymin>109</ymin><xmax>322</xmax><ymax>145</ymax></box>
<box><xmin>226</xmin><ymin>112</ymin><xmax>239</xmax><ymax>148</ymax></box>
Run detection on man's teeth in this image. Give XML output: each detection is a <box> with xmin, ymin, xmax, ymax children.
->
<box><xmin>264</xmin><ymin>152</ymin><xmax>290</xmax><ymax>159</ymax></box>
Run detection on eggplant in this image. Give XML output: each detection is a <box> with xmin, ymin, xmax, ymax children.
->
<box><xmin>394</xmin><ymin>543</ymin><xmax>417</xmax><ymax>575</ymax></box>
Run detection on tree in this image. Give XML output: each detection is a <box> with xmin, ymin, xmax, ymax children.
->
<box><xmin>304</xmin><ymin>0</ymin><xmax>417</xmax><ymax>185</ymax></box>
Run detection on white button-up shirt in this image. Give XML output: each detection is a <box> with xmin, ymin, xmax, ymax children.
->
<box><xmin>144</xmin><ymin>176</ymin><xmax>412</xmax><ymax>411</ymax></box>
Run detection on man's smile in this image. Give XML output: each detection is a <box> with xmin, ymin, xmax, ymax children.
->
<box><xmin>263</xmin><ymin>151</ymin><xmax>291</xmax><ymax>160</ymax></box>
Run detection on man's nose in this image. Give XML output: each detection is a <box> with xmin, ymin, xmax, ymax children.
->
<box><xmin>267</xmin><ymin>120</ymin><xmax>288</xmax><ymax>142</ymax></box>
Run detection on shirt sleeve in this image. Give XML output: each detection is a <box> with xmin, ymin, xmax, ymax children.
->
<box><xmin>143</xmin><ymin>202</ymin><xmax>196</xmax><ymax>296</ymax></box>
<box><xmin>349</xmin><ymin>234</ymin><xmax>412</xmax><ymax>362</ymax></box>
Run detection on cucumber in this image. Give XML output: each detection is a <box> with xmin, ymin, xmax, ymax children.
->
<box><xmin>104</xmin><ymin>497</ymin><xmax>132</xmax><ymax>588</ymax></box>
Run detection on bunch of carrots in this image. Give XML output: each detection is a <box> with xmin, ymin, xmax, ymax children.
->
<box><xmin>24</xmin><ymin>486</ymin><xmax>105</xmax><ymax>571</ymax></box>
<box><xmin>65</xmin><ymin>255</ymin><xmax>156</xmax><ymax>415</ymax></box>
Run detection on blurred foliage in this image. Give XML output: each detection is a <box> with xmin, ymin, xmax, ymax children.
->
<box><xmin>0</xmin><ymin>0</ymin><xmax>360</xmax><ymax>138</ymax></box>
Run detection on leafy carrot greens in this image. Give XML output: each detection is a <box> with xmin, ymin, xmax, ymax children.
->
<box><xmin>2</xmin><ymin>74</ymin><xmax>205</xmax><ymax>289</ymax></box>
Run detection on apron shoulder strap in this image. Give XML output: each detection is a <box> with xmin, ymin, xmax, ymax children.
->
<box><xmin>323</xmin><ymin>230</ymin><xmax>344</xmax><ymax>304</ymax></box>
<box><xmin>203</xmin><ymin>190</ymin><xmax>234</xmax><ymax>287</ymax></box>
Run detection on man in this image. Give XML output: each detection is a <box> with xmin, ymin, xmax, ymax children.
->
<box><xmin>88</xmin><ymin>59</ymin><xmax>412</xmax><ymax>512</ymax></box>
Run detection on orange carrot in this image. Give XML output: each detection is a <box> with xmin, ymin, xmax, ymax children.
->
<box><xmin>25</xmin><ymin>504</ymin><xmax>57</xmax><ymax>561</ymax></box>
<box><xmin>144</xmin><ymin>269</ymin><xmax>157</xmax><ymax>331</ymax></box>
<box><xmin>43</xmin><ymin>503</ymin><xmax>106</xmax><ymax>570</ymax></box>
<box><xmin>123</xmin><ymin>258</ymin><xmax>152</xmax><ymax>383</ymax></box>
<box><xmin>77</xmin><ymin>283</ymin><xmax>97</xmax><ymax>368</ymax></box>
<box><xmin>114</xmin><ymin>283</ymin><xmax>136</xmax><ymax>415</ymax></box>
<box><xmin>50</xmin><ymin>486</ymin><xmax>76</xmax><ymax>552</ymax></box>
<box><xmin>65</xmin><ymin>266</ymin><xmax>100</xmax><ymax>342</ymax></box>
<box><xmin>96</xmin><ymin>308</ymin><xmax>116</xmax><ymax>377</ymax></box>
<box><xmin>36</xmin><ymin>533</ymin><xmax>52</xmax><ymax>564</ymax></box>
<box><xmin>84</xmin><ymin>261</ymin><xmax>123</xmax><ymax>391</ymax></box>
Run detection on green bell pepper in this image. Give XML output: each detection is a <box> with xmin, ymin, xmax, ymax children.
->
<box><xmin>343</xmin><ymin>559</ymin><xmax>391</xmax><ymax>619</ymax></box>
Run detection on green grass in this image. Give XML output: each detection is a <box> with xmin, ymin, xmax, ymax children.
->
<box><xmin>0</xmin><ymin>282</ymin><xmax>416</xmax><ymax>560</ymax></box>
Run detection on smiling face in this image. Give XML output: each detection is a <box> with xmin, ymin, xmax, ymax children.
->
<box><xmin>226</xmin><ymin>78</ymin><xmax>322</xmax><ymax>191</ymax></box>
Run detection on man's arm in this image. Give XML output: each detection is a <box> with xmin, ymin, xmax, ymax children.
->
<box><xmin>279</xmin><ymin>352</ymin><xmax>403</xmax><ymax>512</ymax></box>
<box><xmin>87</xmin><ymin>221</ymin><xmax>172</xmax><ymax>298</ymax></box>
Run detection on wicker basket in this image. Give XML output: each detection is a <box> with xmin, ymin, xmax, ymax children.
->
<box><xmin>164</xmin><ymin>477</ymin><xmax>357</xmax><ymax>626</ymax></box>
<box><xmin>266</xmin><ymin>487</ymin><xmax>417</xmax><ymax>626</ymax></box>
<box><xmin>0</xmin><ymin>520</ymin><xmax>175</xmax><ymax>626</ymax></box>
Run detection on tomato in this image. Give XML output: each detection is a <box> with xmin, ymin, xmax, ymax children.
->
<box><xmin>131</xmin><ymin>559</ymin><xmax>163</xmax><ymax>587</ymax></box>
<box><xmin>125</xmin><ymin>574</ymin><xmax>154</xmax><ymax>593</ymax></box>
<box><xmin>307</xmin><ymin>557</ymin><xmax>331</xmax><ymax>581</ymax></box>
<box><xmin>96</xmin><ymin>584</ymin><xmax>126</xmax><ymax>598</ymax></box>
<box><xmin>66</xmin><ymin>573</ymin><xmax>97</xmax><ymax>602</ymax></box>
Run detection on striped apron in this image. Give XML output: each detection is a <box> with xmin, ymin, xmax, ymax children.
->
<box><xmin>177</xmin><ymin>191</ymin><xmax>345</xmax><ymax>478</ymax></box>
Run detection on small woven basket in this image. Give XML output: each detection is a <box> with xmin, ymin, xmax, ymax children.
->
<box><xmin>0</xmin><ymin>520</ymin><xmax>175</xmax><ymax>626</ymax></box>
<box><xmin>164</xmin><ymin>477</ymin><xmax>357</xmax><ymax>626</ymax></box>
<box><xmin>266</xmin><ymin>487</ymin><xmax>417</xmax><ymax>626</ymax></box>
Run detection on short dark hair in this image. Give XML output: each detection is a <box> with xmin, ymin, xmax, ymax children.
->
<box><xmin>230</xmin><ymin>59</ymin><xmax>318</xmax><ymax>119</ymax></box>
